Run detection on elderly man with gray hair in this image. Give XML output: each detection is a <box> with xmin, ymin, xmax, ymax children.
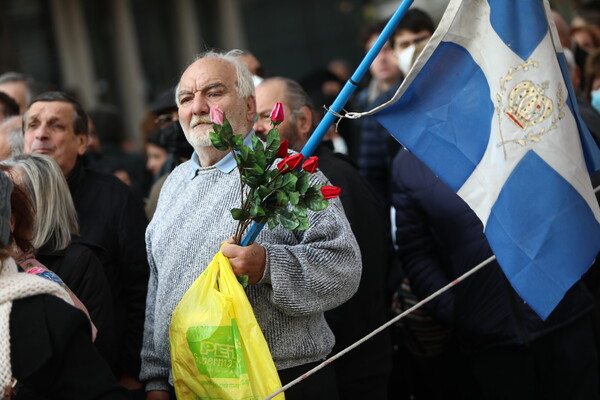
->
<box><xmin>0</xmin><ymin>116</ymin><xmax>24</xmax><ymax>160</ymax></box>
<box><xmin>141</xmin><ymin>50</ymin><xmax>361</xmax><ymax>400</ymax></box>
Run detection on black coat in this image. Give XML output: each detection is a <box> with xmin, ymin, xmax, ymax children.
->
<box><xmin>36</xmin><ymin>236</ymin><xmax>119</xmax><ymax>373</ymax></box>
<box><xmin>10</xmin><ymin>295</ymin><xmax>128</xmax><ymax>399</ymax></box>
<box><xmin>318</xmin><ymin>145</ymin><xmax>393</xmax><ymax>399</ymax></box>
<box><xmin>67</xmin><ymin>159</ymin><xmax>149</xmax><ymax>376</ymax></box>
<box><xmin>391</xmin><ymin>148</ymin><xmax>594</xmax><ymax>352</ymax></box>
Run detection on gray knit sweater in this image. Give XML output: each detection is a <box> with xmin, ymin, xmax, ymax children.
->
<box><xmin>140</xmin><ymin>154</ymin><xmax>362</xmax><ymax>391</ymax></box>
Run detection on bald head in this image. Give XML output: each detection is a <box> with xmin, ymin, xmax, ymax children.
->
<box><xmin>254</xmin><ymin>77</ymin><xmax>314</xmax><ymax>151</ymax></box>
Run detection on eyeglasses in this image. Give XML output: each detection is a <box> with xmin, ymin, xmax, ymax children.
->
<box><xmin>395</xmin><ymin>34</ymin><xmax>431</xmax><ymax>50</ymax></box>
<box><xmin>154</xmin><ymin>114</ymin><xmax>175</xmax><ymax>128</ymax></box>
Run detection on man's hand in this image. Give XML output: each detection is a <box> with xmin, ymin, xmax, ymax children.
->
<box><xmin>146</xmin><ymin>390</ymin><xmax>169</xmax><ymax>400</ymax></box>
<box><xmin>119</xmin><ymin>374</ymin><xmax>143</xmax><ymax>390</ymax></box>
<box><xmin>221</xmin><ymin>239</ymin><xmax>266</xmax><ymax>284</ymax></box>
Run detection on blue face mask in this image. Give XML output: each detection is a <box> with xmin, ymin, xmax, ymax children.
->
<box><xmin>592</xmin><ymin>89</ymin><xmax>600</xmax><ymax>114</ymax></box>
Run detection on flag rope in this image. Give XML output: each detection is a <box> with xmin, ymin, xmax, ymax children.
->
<box><xmin>262</xmin><ymin>254</ymin><xmax>497</xmax><ymax>400</ymax></box>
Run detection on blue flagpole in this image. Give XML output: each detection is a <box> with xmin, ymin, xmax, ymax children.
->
<box><xmin>241</xmin><ymin>0</ymin><xmax>415</xmax><ymax>247</ymax></box>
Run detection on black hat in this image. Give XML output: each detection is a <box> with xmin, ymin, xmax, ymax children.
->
<box><xmin>151</xmin><ymin>87</ymin><xmax>177</xmax><ymax>116</ymax></box>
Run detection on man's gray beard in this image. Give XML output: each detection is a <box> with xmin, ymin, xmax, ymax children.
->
<box><xmin>184</xmin><ymin>128</ymin><xmax>214</xmax><ymax>149</ymax></box>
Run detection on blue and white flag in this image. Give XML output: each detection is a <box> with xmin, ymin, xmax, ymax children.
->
<box><xmin>376</xmin><ymin>0</ymin><xmax>600</xmax><ymax>319</ymax></box>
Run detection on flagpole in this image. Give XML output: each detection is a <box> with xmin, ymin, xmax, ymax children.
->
<box><xmin>241</xmin><ymin>0</ymin><xmax>416</xmax><ymax>246</ymax></box>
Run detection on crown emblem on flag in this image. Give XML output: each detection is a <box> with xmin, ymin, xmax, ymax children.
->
<box><xmin>504</xmin><ymin>80</ymin><xmax>553</xmax><ymax>130</ymax></box>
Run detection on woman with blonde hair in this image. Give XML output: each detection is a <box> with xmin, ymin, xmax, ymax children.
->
<box><xmin>0</xmin><ymin>171</ymin><xmax>126</xmax><ymax>399</ymax></box>
<box><xmin>0</xmin><ymin>154</ymin><xmax>119</xmax><ymax>372</ymax></box>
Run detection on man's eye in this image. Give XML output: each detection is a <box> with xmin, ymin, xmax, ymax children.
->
<box><xmin>207</xmin><ymin>91</ymin><xmax>222</xmax><ymax>98</ymax></box>
<box><xmin>179</xmin><ymin>96</ymin><xmax>192</xmax><ymax>104</ymax></box>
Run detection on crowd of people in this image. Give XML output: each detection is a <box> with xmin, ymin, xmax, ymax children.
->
<box><xmin>0</xmin><ymin>4</ymin><xmax>600</xmax><ymax>400</ymax></box>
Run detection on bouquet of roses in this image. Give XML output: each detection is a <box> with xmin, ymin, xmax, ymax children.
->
<box><xmin>208</xmin><ymin>103</ymin><xmax>341</xmax><ymax>244</ymax></box>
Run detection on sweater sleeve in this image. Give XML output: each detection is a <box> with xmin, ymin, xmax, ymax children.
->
<box><xmin>260</xmin><ymin>172</ymin><xmax>362</xmax><ymax>316</ymax></box>
<box><xmin>139</xmin><ymin>235</ymin><xmax>170</xmax><ymax>392</ymax></box>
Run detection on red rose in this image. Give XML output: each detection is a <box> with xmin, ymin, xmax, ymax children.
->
<box><xmin>320</xmin><ymin>185</ymin><xmax>341</xmax><ymax>199</ymax></box>
<box><xmin>269</xmin><ymin>102</ymin><xmax>285</xmax><ymax>123</ymax></box>
<box><xmin>277</xmin><ymin>153</ymin><xmax>304</xmax><ymax>173</ymax></box>
<box><xmin>302</xmin><ymin>156</ymin><xmax>318</xmax><ymax>174</ymax></box>
<box><xmin>276</xmin><ymin>140</ymin><xmax>289</xmax><ymax>158</ymax></box>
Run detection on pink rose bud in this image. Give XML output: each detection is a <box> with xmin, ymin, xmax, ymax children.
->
<box><xmin>302</xmin><ymin>156</ymin><xmax>319</xmax><ymax>174</ymax></box>
<box><xmin>277</xmin><ymin>153</ymin><xmax>304</xmax><ymax>173</ymax></box>
<box><xmin>210</xmin><ymin>106</ymin><xmax>224</xmax><ymax>125</ymax></box>
<box><xmin>320</xmin><ymin>185</ymin><xmax>341</xmax><ymax>200</ymax></box>
<box><xmin>269</xmin><ymin>102</ymin><xmax>285</xmax><ymax>123</ymax></box>
<box><xmin>276</xmin><ymin>140</ymin><xmax>289</xmax><ymax>158</ymax></box>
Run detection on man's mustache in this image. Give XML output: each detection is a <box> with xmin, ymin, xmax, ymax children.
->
<box><xmin>190</xmin><ymin>115</ymin><xmax>212</xmax><ymax>129</ymax></box>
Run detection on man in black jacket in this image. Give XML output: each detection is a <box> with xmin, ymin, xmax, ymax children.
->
<box><xmin>22</xmin><ymin>92</ymin><xmax>149</xmax><ymax>394</ymax></box>
<box><xmin>254</xmin><ymin>77</ymin><xmax>393</xmax><ymax>400</ymax></box>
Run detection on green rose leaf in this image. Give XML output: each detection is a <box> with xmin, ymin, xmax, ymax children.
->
<box><xmin>239</xmin><ymin>145</ymin><xmax>250</xmax><ymax>161</ymax></box>
<box><xmin>296</xmin><ymin>173</ymin><xmax>310</xmax><ymax>194</ymax></box>
<box><xmin>251</xmin><ymin>135</ymin><xmax>264</xmax><ymax>152</ymax></box>
<box><xmin>275</xmin><ymin>190</ymin><xmax>288</xmax><ymax>206</ymax></box>
<box><xmin>232</xmin><ymin>134</ymin><xmax>244</xmax><ymax>147</ymax></box>
<box><xmin>306</xmin><ymin>198</ymin><xmax>329</xmax><ymax>211</ymax></box>
<box><xmin>266</xmin><ymin>129</ymin><xmax>280</xmax><ymax>151</ymax></box>
<box><xmin>289</xmin><ymin>191</ymin><xmax>299</xmax><ymax>205</ymax></box>
<box><xmin>210</xmin><ymin>132</ymin><xmax>229</xmax><ymax>151</ymax></box>
<box><xmin>223</xmin><ymin>118</ymin><xmax>234</xmax><ymax>138</ymax></box>
<box><xmin>249</xmin><ymin>203</ymin><xmax>265</xmax><ymax>218</ymax></box>
<box><xmin>280</xmin><ymin>173</ymin><xmax>297</xmax><ymax>192</ymax></box>
<box><xmin>231</xmin><ymin>208</ymin><xmax>249</xmax><ymax>220</ymax></box>
<box><xmin>296</xmin><ymin>211</ymin><xmax>309</xmax><ymax>230</ymax></box>
<box><xmin>257</xmin><ymin>185</ymin><xmax>271</xmax><ymax>199</ymax></box>
<box><xmin>267</xmin><ymin>215</ymin><xmax>279</xmax><ymax>230</ymax></box>
<box><xmin>279</xmin><ymin>212</ymin><xmax>299</xmax><ymax>230</ymax></box>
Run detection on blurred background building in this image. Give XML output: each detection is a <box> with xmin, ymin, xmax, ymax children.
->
<box><xmin>0</xmin><ymin>0</ymin><xmax>589</xmax><ymax>148</ymax></box>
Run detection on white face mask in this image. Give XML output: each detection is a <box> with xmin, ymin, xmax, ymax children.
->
<box><xmin>591</xmin><ymin>89</ymin><xmax>600</xmax><ymax>114</ymax></box>
<box><xmin>252</xmin><ymin>75</ymin><xmax>264</xmax><ymax>87</ymax></box>
<box><xmin>396</xmin><ymin>44</ymin><xmax>417</xmax><ymax>76</ymax></box>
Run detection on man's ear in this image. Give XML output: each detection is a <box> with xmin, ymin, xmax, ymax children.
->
<box><xmin>296</xmin><ymin>106</ymin><xmax>313</xmax><ymax>142</ymax></box>
<box><xmin>76</xmin><ymin>133</ymin><xmax>88</xmax><ymax>156</ymax></box>
<box><xmin>246</xmin><ymin>95</ymin><xmax>257</xmax><ymax>123</ymax></box>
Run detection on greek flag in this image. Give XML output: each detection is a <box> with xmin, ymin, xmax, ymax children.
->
<box><xmin>376</xmin><ymin>0</ymin><xmax>600</xmax><ymax>319</ymax></box>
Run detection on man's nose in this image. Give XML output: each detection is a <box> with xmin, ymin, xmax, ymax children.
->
<box><xmin>191</xmin><ymin>94</ymin><xmax>210</xmax><ymax>115</ymax></box>
<box><xmin>32</xmin><ymin>125</ymin><xmax>49</xmax><ymax>140</ymax></box>
<box><xmin>253</xmin><ymin>118</ymin><xmax>268</xmax><ymax>135</ymax></box>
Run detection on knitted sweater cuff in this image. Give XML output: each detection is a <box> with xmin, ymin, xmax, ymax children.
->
<box><xmin>257</xmin><ymin>244</ymin><xmax>272</xmax><ymax>285</ymax></box>
<box><xmin>145</xmin><ymin>378</ymin><xmax>169</xmax><ymax>392</ymax></box>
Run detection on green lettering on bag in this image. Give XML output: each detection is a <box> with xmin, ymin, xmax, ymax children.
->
<box><xmin>186</xmin><ymin>319</ymin><xmax>247</xmax><ymax>379</ymax></box>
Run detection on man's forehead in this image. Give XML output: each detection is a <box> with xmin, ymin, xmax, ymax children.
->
<box><xmin>256</xmin><ymin>81</ymin><xmax>287</xmax><ymax>111</ymax></box>
<box><xmin>27</xmin><ymin>101</ymin><xmax>74</xmax><ymax>119</ymax></box>
<box><xmin>179</xmin><ymin>58</ymin><xmax>236</xmax><ymax>90</ymax></box>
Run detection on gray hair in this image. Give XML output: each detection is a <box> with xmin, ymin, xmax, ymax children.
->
<box><xmin>0</xmin><ymin>71</ymin><xmax>34</xmax><ymax>106</ymax></box>
<box><xmin>0</xmin><ymin>116</ymin><xmax>24</xmax><ymax>157</ymax></box>
<box><xmin>0</xmin><ymin>154</ymin><xmax>78</xmax><ymax>251</ymax></box>
<box><xmin>175</xmin><ymin>49</ymin><xmax>255</xmax><ymax>107</ymax></box>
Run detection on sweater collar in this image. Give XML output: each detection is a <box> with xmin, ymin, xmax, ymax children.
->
<box><xmin>189</xmin><ymin>131</ymin><xmax>255</xmax><ymax>179</ymax></box>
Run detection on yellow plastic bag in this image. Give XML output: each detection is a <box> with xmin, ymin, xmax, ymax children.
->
<box><xmin>170</xmin><ymin>248</ymin><xmax>285</xmax><ymax>400</ymax></box>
